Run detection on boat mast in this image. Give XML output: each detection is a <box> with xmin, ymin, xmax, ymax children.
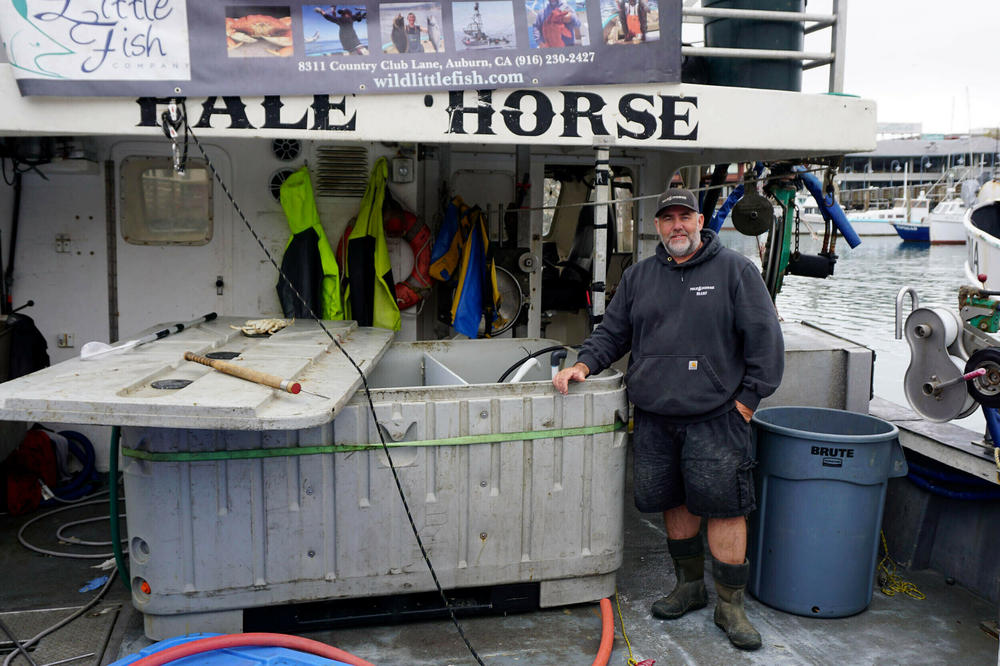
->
<box><xmin>904</xmin><ymin>162</ymin><xmax>911</xmax><ymax>222</ymax></box>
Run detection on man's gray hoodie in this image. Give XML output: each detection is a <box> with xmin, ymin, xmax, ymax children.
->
<box><xmin>577</xmin><ymin>229</ymin><xmax>783</xmax><ymax>423</ymax></box>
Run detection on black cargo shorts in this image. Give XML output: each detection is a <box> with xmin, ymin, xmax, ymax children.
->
<box><xmin>632</xmin><ymin>405</ymin><xmax>756</xmax><ymax>518</ymax></box>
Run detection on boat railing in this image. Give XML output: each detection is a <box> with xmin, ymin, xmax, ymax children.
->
<box><xmin>680</xmin><ymin>0</ymin><xmax>845</xmax><ymax>93</ymax></box>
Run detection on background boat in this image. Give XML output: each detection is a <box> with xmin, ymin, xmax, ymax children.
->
<box><xmin>894</xmin><ymin>197</ymin><xmax>970</xmax><ymax>243</ymax></box>
<box><xmin>964</xmin><ymin>180</ymin><xmax>1000</xmax><ymax>286</ymax></box>
<box><xmin>844</xmin><ymin>196</ymin><xmax>930</xmax><ymax>236</ymax></box>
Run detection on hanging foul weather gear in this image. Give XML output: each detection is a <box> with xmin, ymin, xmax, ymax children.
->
<box><xmin>343</xmin><ymin>158</ymin><xmax>401</xmax><ymax>331</ymax></box>
<box><xmin>277</xmin><ymin>166</ymin><xmax>344</xmax><ymax>320</ymax></box>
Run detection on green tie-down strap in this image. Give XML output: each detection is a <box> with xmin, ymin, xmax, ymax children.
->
<box><xmin>121</xmin><ymin>420</ymin><xmax>625</xmax><ymax>463</ymax></box>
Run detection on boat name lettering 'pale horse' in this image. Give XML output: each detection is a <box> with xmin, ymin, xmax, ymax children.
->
<box><xmin>134</xmin><ymin>92</ymin><xmax>699</xmax><ymax>140</ymax></box>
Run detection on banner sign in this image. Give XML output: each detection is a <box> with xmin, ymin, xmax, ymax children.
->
<box><xmin>0</xmin><ymin>0</ymin><xmax>680</xmax><ymax>96</ymax></box>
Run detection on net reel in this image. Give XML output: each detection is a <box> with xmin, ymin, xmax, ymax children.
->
<box><xmin>898</xmin><ymin>284</ymin><xmax>1000</xmax><ymax>421</ymax></box>
<box><xmin>900</xmin><ymin>304</ymin><xmax>978</xmax><ymax>422</ymax></box>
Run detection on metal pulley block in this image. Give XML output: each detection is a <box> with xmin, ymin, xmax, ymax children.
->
<box><xmin>902</xmin><ymin>306</ymin><xmax>978</xmax><ymax>422</ymax></box>
<box><xmin>965</xmin><ymin>348</ymin><xmax>1000</xmax><ymax>408</ymax></box>
<box><xmin>731</xmin><ymin>190</ymin><xmax>774</xmax><ymax>236</ymax></box>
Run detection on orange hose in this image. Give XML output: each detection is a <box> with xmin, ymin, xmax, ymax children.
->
<box><xmin>592</xmin><ymin>597</ymin><xmax>614</xmax><ymax>666</ymax></box>
<box><xmin>129</xmin><ymin>633</ymin><xmax>376</xmax><ymax>666</ymax></box>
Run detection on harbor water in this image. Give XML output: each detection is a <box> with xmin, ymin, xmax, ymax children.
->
<box><xmin>718</xmin><ymin>230</ymin><xmax>987</xmax><ymax>433</ymax></box>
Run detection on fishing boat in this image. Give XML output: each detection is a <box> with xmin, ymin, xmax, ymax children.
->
<box><xmin>798</xmin><ymin>188</ymin><xmax>931</xmax><ymax>237</ymax></box>
<box><xmin>895</xmin><ymin>196</ymin><xmax>968</xmax><ymax>244</ymax></box>
<box><xmin>461</xmin><ymin>2</ymin><xmax>510</xmax><ymax>48</ymax></box>
<box><xmin>0</xmin><ymin>2</ymin><xmax>997</xmax><ymax>664</ymax></box>
<box><xmin>808</xmin><ymin>196</ymin><xmax>928</xmax><ymax>237</ymax></box>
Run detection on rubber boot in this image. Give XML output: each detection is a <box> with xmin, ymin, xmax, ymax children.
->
<box><xmin>651</xmin><ymin>535</ymin><xmax>708</xmax><ymax>619</ymax></box>
<box><xmin>713</xmin><ymin>560</ymin><xmax>762</xmax><ymax>651</ymax></box>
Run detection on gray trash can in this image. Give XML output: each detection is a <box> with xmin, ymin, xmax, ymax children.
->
<box><xmin>748</xmin><ymin>406</ymin><xmax>908</xmax><ymax>617</ymax></box>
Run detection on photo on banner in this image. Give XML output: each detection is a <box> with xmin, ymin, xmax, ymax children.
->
<box><xmin>526</xmin><ymin>0</ymin><xmax>590</xmax><ymax>48</ymax></box>
<box><xmin>598</xmin><ymin>0</ymin><xmax>660</xmax><ymax>44</ymax></box>
<box><xmin>304</xmin><ymin>4</ymin><xmax>370</xmax><ymax>55</ymax></box>
<box><xmin>452</xmin><ymin>2</ymin><xmax>517</xmax><ymax>51</ymax></box>
<box><xmin>225</xmin><ymin>6</ymin><xmax>295</xmax><ymax>57</ymax></box>
<box><xmin>379</xmin><ymin>3</ymin><xmax>446</xmax><ymax>54</ymax></box>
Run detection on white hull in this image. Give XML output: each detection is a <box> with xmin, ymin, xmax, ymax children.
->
<box><xmin>927</xmin><ymin>199</ymin><xmax>968</xmax><ymax>244</ymax></box>
<box><xmin>929</xmin><ymin>215</ymin><xmax>967</xmax><ymax>244</ymax></box>
<box><xmin>840</xmin><ymin>218</ymin><xmax>900</xmax><ymax>236</ymax></box>
<box><xmin>799</xmin><ymin>213</ymin><xmax>900</xmax><ymax>236</ymax></box>
<box><xmin>964</xmin><ymin>201</ymin><xmax>1000</xmax><ymax>287</ymax></box>
<box><xmin>891</xmin><ymin>213</ymin><xmax>966</xmax><ymax>244</ymax></box>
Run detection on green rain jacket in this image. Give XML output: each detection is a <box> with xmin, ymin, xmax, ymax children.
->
<box><xmin>278</xmin><ymin>166</ymin><xmax>344</xmax><ymax>320</ymax></box>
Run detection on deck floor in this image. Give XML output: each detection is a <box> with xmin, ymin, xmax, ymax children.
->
<box><xmin>1</xmin><ymin>467</ymin><xmax>997</xmax><ymax>666</ymax></box>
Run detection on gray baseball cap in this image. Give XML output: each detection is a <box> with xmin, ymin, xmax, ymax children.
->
<box><xmin>654</xmin><ymin>188</ymin><xmax>699</xmax><ymax>216</ymax></box>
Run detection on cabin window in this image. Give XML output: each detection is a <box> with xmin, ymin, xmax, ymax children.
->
<box><xmin>541</xmin><ymin>169</ymin><xmax>635</xmax><ymax>253</ymax></box>
<box><xmin>121</xmin><ymin>157</ymin><xmax>213</xmax><ymax>245</ymax></box>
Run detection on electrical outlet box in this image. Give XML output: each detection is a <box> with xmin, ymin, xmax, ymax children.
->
<box><xmin>56</xmin><ymin>333</ymin><xmax>74</xmax><ymax>348</ymax></box>
<box><xmin>391</xmin><ymin>157</ymin><xmax>413</xmax><ymax>183</ymax></box>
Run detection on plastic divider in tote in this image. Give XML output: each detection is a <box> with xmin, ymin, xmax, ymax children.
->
<box><xmin>748</xmin><ymin>406</ymin><xmax>907</xmax><ymax>618</ymax></box>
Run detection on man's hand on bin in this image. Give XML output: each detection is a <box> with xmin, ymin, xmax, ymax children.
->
<box><xmin>735</xmin><ymin>400</ymin><xmax>753</xmax><ymax>423</ymax></box>
<box><xmin>553</xmin><ymin>362</ymin><xmax>590</xmax><ymax>394</ymax></box>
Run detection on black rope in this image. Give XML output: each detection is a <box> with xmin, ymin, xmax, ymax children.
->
<box><xmin>177</xmin><ymin>101</ymin><xmax>485</xmax><ymax>665</ymax></box>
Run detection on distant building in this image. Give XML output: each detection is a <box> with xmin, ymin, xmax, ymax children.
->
<box><xmin>837</xmin><ymin>134</ymin><xmax>1000</xmax><ymax>208</ymax></box>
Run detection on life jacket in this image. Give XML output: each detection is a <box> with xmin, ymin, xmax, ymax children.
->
<box><xmin>429</xmin><ymin>196</ymin><xmax>467</xmax><ymax>282</ymax></box>
<box><xmin>277</xmin><ymin>166</ymin><xmax>344</xmax><ymax>320</ymax></box>
<box><xmin>343</xmin><ymin>158</ymin><xmax>401</xmax><ymax>331</ymax></box>
<box><xmin>432</xmin><ymin>198</ymin><xmax>504</xmax><ymax>337</ymax></box>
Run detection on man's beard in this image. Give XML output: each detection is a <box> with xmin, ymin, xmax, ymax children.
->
<box><xmin>662</xmin><ymin>229</ymin><xmax>698</xmax><ymax>258</ymax></box>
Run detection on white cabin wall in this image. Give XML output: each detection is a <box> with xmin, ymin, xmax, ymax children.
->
<box><xmin>226</xmin><ymin>137</ymin><xmax>291</xmax><ymax>318</ymax></box>
<box><xmin>4</xmin><ymin>162</ymin><xmax>113</xmax><ymax>472</ymax></box>
<box><xmin>10</xmin><ymin>168</ymin><xmax>110</xmax><ymax>365</ymax></box>
<box><xmin>449</xmin><ymin>149</ymin><xmax>517</xmax><ymax>225</ymax></box>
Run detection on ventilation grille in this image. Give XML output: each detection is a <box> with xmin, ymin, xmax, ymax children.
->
<box><xmin>314</xmin><ymin>146</ymin><xmax>369</xmax><ymax>198</ymax></box>
<box><xmin>271</xmin><ymin>138</ymin><xmax>301</xmax><ymax>161</ymax></box>
<box><xmin>269</xmin><ymin>168</ymin><xmax>296</xmax><ymax>201</ymax></box>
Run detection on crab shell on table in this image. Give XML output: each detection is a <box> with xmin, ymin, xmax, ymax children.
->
<box><xmin>226</xmin><ymin>14</ymin><xmax>294</xmax><ymax>56</ymax></box>
<box><xmin>230</xmin><ymin>318</ymin><xmax>294</xmax><ymax>336</ymax></box>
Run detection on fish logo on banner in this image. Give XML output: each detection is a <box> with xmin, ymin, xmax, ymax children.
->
<box><xmin>0</xmin><ymin>0</ymin><xmax>190</xmax><ymax>81</ymax></box>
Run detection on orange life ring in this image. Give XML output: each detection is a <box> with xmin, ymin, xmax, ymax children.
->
<box><xmin>383</xmin><ymin>208</ymin><xmax>433</xmax><ymax>310</ymax></box>
<box><xmin>335</xmin><ymin>195</ymin><xmax>432</xmax><ymax>311</ymax></box>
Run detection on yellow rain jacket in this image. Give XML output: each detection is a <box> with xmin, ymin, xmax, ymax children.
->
<box><xmin>343</xmin><ymin>158</ymin><xmax>401</xmax><ymax>331</ymax></box>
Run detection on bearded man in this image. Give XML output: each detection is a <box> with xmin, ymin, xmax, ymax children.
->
<box><xmin>553</xmin><ymin>187</ymin><xmax>784</xmax><ymax>650</ymax></box>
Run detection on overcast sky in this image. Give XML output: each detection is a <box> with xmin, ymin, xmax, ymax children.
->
<box><xmin>797</xmin><ymin>1</ymin><xmax>1000</xmax><ymax>133</ymax></box>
